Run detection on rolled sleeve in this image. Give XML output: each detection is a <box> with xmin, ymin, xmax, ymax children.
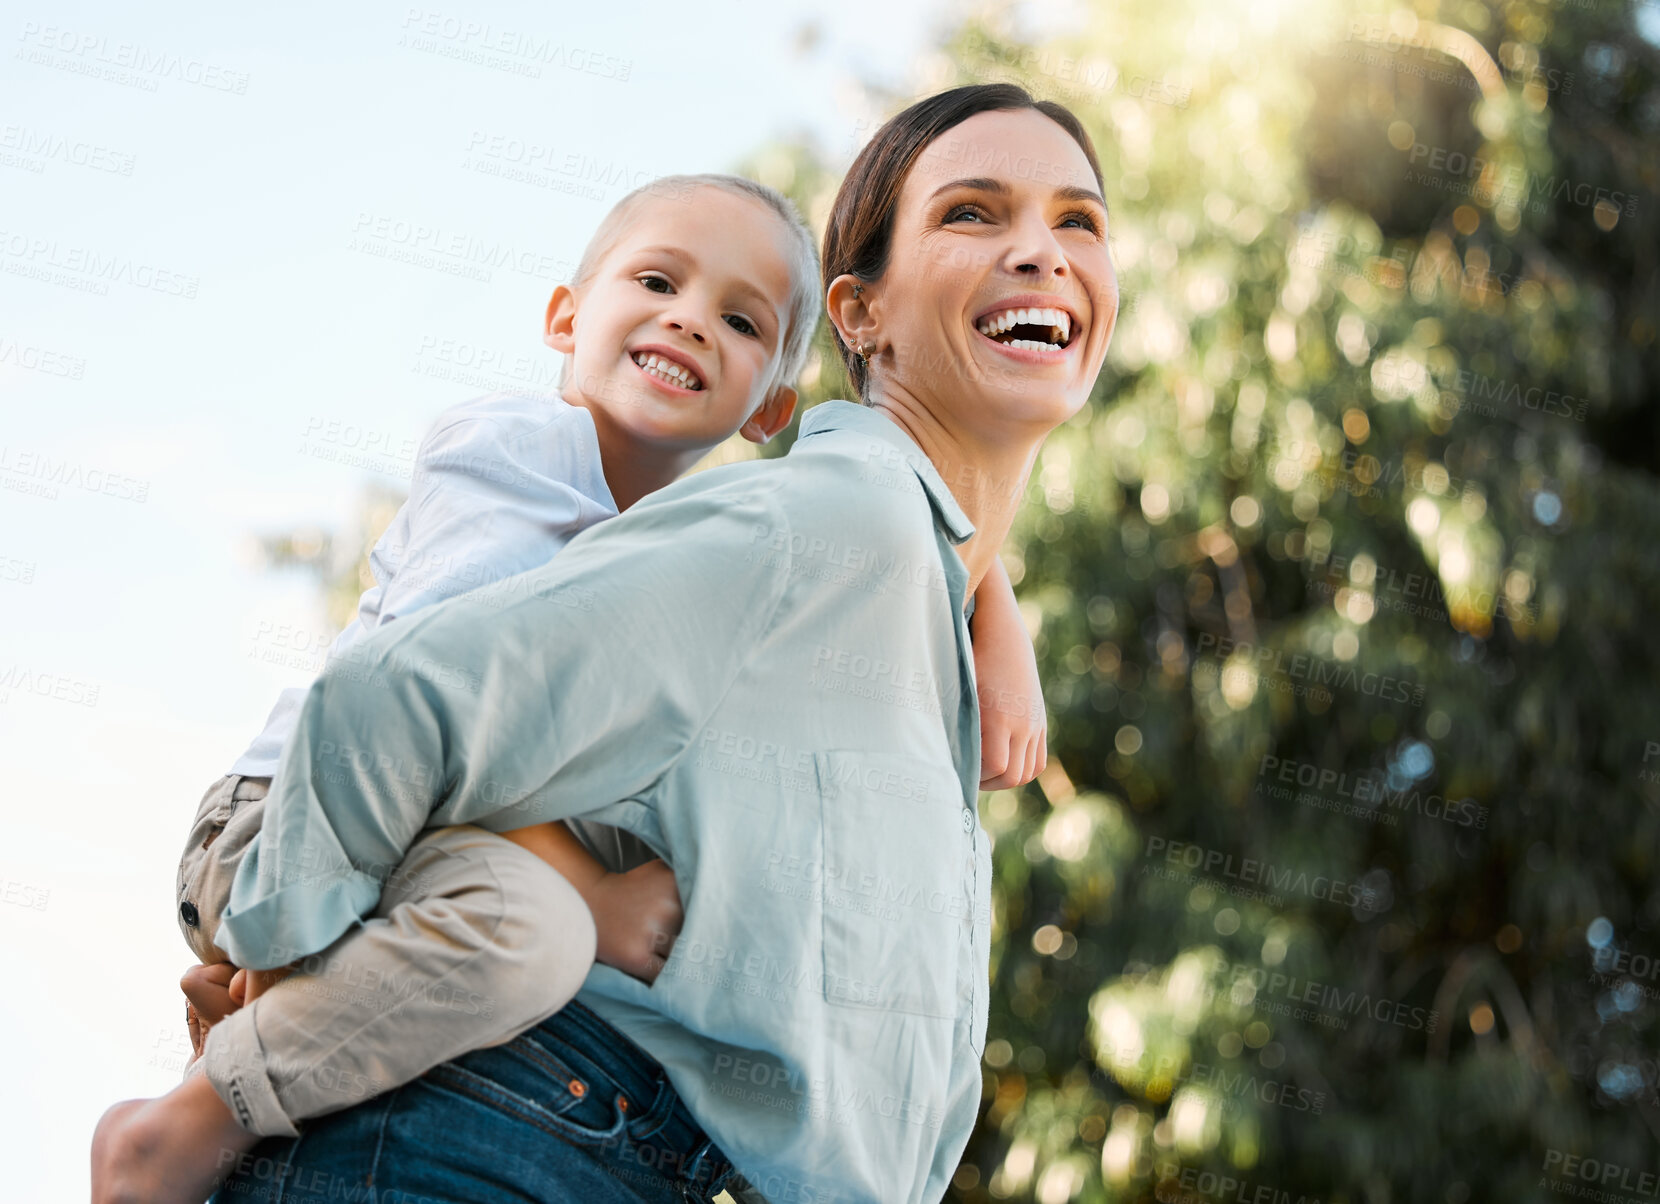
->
<box><xmin>217</xmin><ymin>473</ymin><xmax>793</xmax><ymax>971</ymax></box>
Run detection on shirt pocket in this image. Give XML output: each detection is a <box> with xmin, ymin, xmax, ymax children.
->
<box><xmin>814</xmin><ymin>749</ymin><xmax>968</xmax><ymax>1021</ymax></box>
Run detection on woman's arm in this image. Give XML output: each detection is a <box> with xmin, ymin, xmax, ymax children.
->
<box><xmin>215</xmin><ymin>481</ymin><xmax>793</xmax><ymax>971</ymax></box>
<box><xmin>969</xmin><ymin>556</ymin><xmax>1047</xmax><ymax>789</ymax></box>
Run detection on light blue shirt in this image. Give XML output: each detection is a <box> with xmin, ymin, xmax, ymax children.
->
<box><xmin>229</xmin><ymin>392</ymin><xmax>619</xmax><ymax>778</ymax></box>
<box><xmin>220</xmin><ymin>400</ymin><xmax>990</xmax><ymax>1204</ymax></box>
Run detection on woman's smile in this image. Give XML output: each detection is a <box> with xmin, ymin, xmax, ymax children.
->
<box><xmin>972</xmin><ymin>293</ymin><xmax>1082</xmax><ymax>363</ymax></box>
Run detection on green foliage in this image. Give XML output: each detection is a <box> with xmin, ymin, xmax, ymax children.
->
<box><xmin>752</xmin><ymin>0</ymin><xmax>1660</xmax><ymax>1198</ymax></box>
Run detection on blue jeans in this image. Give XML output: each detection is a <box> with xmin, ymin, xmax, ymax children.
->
<box><xmin>210</xmin><ymin>1000</ymin><xmax>740</xmax><ymax>1203</ymax></box>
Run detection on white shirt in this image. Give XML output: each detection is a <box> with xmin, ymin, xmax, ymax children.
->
<box><xmin>229</xmin><ymin>392</ymin><xmax>619</xmax><ymax>778</ymax></box>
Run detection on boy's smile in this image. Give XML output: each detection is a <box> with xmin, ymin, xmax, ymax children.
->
<box><xmin>629</xmin><ymin>345</ymin><xmax>705</xmax><ymax>392</ymax></box>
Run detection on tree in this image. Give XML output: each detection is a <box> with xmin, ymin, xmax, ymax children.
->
<box><xmin>749</xmin><ymin>0</ymin><xmax>1660</xmax><ymax>1198</ymax></box>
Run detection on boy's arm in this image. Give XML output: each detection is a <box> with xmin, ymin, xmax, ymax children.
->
<box><xmin>500</xmin><ymin>822</ymin><xmax>683</xmax><ymax>983</ymax></box>
<box><xmin>215</xmin><ymin>481</ymin><xmax>792</xmax><ymax>972</ymax></box>
<box><xmin>970</xmin><ymin>556</ymin><xmax>1048</xmax><ymax>790</ymax></box>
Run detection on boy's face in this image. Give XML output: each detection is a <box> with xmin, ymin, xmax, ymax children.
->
<box><xmin>549</xmin><ymin>189</ymin><xmax>798</xmax><ymax>453</ymax></box>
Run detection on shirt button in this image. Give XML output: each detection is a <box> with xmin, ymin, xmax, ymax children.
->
<box><xmin>961</xmin><ymin>808</ymin><xmax>974</xmax><ymax>833</ymax></box>
<box><xmin>179</xmin><ymin>900</ymin><xmax>200</xmax><ymax>928</ymax></box>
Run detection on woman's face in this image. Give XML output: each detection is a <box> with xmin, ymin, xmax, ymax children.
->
<box><xmin>870</xmin><ymin>108</ymin><xmax>1118</xmax><ymax>435</ymax></box>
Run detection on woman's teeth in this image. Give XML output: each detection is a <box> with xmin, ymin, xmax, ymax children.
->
<box><xmin>976</xmin><ymin>306</ymin><xmax>1071</xmax><ymax>350</ymax></box>
<box><xmin>631</xmin><ymin>352</ymin><xmax>702</xmax><ymax>390</ymax></box>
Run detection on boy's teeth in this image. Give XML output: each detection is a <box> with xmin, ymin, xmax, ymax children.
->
<box><xmin>631</xmin><ymin>351</ymin><xmax>702</xmax><ymax>390</ymax></box>
<box><xmin>974</xmin><ymin>306</ymin><xmax>1071</xmax><ymax>347</ymax></box>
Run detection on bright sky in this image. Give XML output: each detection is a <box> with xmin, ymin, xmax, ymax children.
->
<box><xmin>0</xmin><ymin>0</ymin><xmax>948</xmax><ymax>1194</ymax></box>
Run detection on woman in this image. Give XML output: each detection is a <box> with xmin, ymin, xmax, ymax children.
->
<box><xmin>207</xmin><ymin>82</ymin><xmax>1117</xmax><ymax>1204</ymax></box>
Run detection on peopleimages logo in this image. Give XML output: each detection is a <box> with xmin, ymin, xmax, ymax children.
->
<box><xmin>1143</xmin><ymin>836</ymin><xmax>1386</xmax><ymax>912</ymax></box>
<box><xmin>1257</xmin><ymin>755</ymin><xmax>1488</xmax><ymax>829</ymax></box>
<box><xmin>1223</xmin><ymin>960</ymin><xmax>1439</xmax><ymax>1032</ymax></box>
<box><xmin>1540</xmin><ymin>1149</ymin><xmax>1660</xmax><ymax>1198</ymax></box>
<box><xmin>1194</xmin><ymin>632</ymin><xmax>1427</xmax><ymax>707</ymax></box>
<box><xmin>1406</xmin><ymin>142</ymin><xmax>1636</xmax><ymax>216</ymax></box>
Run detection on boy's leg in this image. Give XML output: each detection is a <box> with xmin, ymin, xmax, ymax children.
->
<box><xmin>177</xmin><ymin>774</ymin><xmax>272</xmax><ymax>963</ymax></box>
<box><xmin>200</xmin><ymin>824</ymin><xmax>597</xmax><ymax>1136</ymax></box>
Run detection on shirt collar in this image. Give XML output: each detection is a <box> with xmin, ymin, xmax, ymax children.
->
<box><xmin>796</xmin><ymin>400</ymin><xmax>977</xmax><ymax>545</ymax></box>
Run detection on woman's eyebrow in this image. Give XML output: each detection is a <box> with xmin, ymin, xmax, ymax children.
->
<box><xmin>1054</xmin><ymin>184</ymin><xmax>1108</xmax><ymax>209</ymax></box>
<box><xmin>928</xmin><ymin>176</ymin><xmax>1009</xmax><ymax>201</ymax></box>
<box><xmin>930</xmin><ymin>177</ymin><xmax>1107</xmax><ymax>211</ymax></box>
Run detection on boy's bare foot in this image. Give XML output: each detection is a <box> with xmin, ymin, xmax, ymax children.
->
<box><xmin>91</xmin><ymin>1073</ymin><xmax>258</xmax><ymax>1204</ymax></box>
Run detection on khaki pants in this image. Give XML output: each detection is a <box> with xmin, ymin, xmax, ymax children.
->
<box><xmin>175</xmin><ymin>774</ymin><xmax>596</xmax><ymax>1136</ymax></box>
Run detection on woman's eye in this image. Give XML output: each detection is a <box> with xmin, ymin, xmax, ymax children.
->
<box><xmin>638</xmin><ymin>274</ymin><xmax>673</xmax><ymax>293</ymax></box>
<box><xmin>944</xmin><ymin>204</ymin><xmax>987</xmax><ymax>223</ymax></box>
<box><xmin>725</xmin><ymin>314</ymin><xmax>759</xmax><ymax>337</ymax></box>
<box><xmin>1060</xmin><ymin>212</ymin><xmax>1104</xmax><ymax>234</ymax></box>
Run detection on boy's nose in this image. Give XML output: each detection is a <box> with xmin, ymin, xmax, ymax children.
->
<box><xmin>665</xmin><ymin>318</ymin><xmax>706</xmax><ymax>344</ymax></box>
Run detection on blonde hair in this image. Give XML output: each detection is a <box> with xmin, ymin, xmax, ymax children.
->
<box><xmin>568</xmin><ymin>173</ymin><xmax>821</xmax><ymax>390</ymax></box>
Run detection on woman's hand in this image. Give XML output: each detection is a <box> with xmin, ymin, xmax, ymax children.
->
<box><xmin>180</xmin><ymin>962</ymin><xmax>238</xmax><ymax>1059</ymax></box>
<box><xmin>970</xmin><ymin>559</ymin><xmax>1049</xmax><ymax>790</ymax></box>
<box><xmin>585</xmin><ymin>860</ymin><xmax>684</xmax><ymax>984</ymax></box>
<box><xmin>180</xmin><ymin>960</ymin><xmax>296</xmax><ymax>1059</ymax></box>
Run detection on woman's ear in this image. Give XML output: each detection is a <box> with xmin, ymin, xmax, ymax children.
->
<box><xmin>739</xmin><ymin>385</ymin><xmax>799</xmax><ymax>445</ymax></box>
<box><xmin>826</xmin><ymin>274</ymin><xmax>878</xmax><ymax>356</ymax></box>
<box><xmin>544</xmin><ymin>284</ymin><xmax>578</xmax><ymax>353</ymax></box>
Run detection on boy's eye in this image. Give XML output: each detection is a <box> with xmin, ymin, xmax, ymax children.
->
<box><xmin>638</xmin><ymin>274</ymin><xmax>673</xmax><ymax>293</ymax></box>
<box><xmin>725</xmin><ymin>314</ymin><xmax>759</xmax><ymax>337</ymax></box>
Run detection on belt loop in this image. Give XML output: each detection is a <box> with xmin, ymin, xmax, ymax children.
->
<box><xmin>681</xmin><ymin>1136</ymin><xmax>727</xmax><ymax>1198</ymax></box>
<box><xmin>626</xmin><ymin>1076</ymin><xmax>676</xmax><ymax>1143</ymax></box>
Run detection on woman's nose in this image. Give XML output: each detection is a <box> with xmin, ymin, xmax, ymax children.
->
<box><xmin>1007</xmin><ymin>220</ymin><xmax>1069</xmax><ymax>278</ymax></box>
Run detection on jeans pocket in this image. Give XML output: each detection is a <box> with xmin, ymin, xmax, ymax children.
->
<box><xmin>814</xmin><ymin>750</ymin><xmax>967</xmax><ymax>1020</ymax></box>
<box><xmin>423</xmin><ymin>1032</ymin><xmax>628</xmax><ymax>1147</ymax></box>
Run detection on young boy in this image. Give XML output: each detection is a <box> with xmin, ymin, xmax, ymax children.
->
<box><xmin>92</xmin><ymin>173</ymin><xmax>1047</xmax><ymax>1204</ymax></box>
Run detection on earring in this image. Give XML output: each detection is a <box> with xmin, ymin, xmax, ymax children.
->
<box><xmin>851</xmin><ymin>282</ymin><xmax>865</xmax><ymax>298</ymax></box>
<box><xmin>856</xmin><ymin>339</ymin><xmax>876</xmax><ymax>359</ymax></box>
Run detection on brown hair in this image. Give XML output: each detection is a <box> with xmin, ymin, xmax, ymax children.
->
<box><xmin>823</xmin><ymin>84</ymin><xmax>1105</xmax><ymax>398</ymax></box>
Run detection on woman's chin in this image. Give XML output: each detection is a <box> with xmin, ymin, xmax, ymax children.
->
<box><xmin>959</xmin><ymin>371</ymin><xmax>1090</xmax><ymax>431</ymax></box>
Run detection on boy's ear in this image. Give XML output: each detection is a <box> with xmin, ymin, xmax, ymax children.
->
<box><xmin>544</xmin><ymin>284</ymin><xmax>578</xmax><ymax>353</ymax></box>
<box><xmin>739</xmin><ymin>385</ymin><xmax>799</xmax><ymax>445</ymax></box>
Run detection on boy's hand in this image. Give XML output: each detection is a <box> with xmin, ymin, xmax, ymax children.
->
<box><xmin>977</xmin><ymin>674</ymin><xmax>1048</xmax><ymax>790</ymax></box>
<box><xmin>972</xmin><ymin>621</ymin><xmax>1048</xmax><ymax>790</ymax></box>
<box><xmin>970</xmin><ymin>556</ymin><xmax>1049</xmax><ymax>790</ymax></box>
<box><xmin>585</xmin><ymin>859</ymin><xmax>683</xmax><ymax>984</ymax></box>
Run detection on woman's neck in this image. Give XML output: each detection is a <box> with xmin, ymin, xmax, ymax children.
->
<box><xmin>865</xmin><ymin>386</ymin><xmax>1045</xmax><ymax>597</ymax></box>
